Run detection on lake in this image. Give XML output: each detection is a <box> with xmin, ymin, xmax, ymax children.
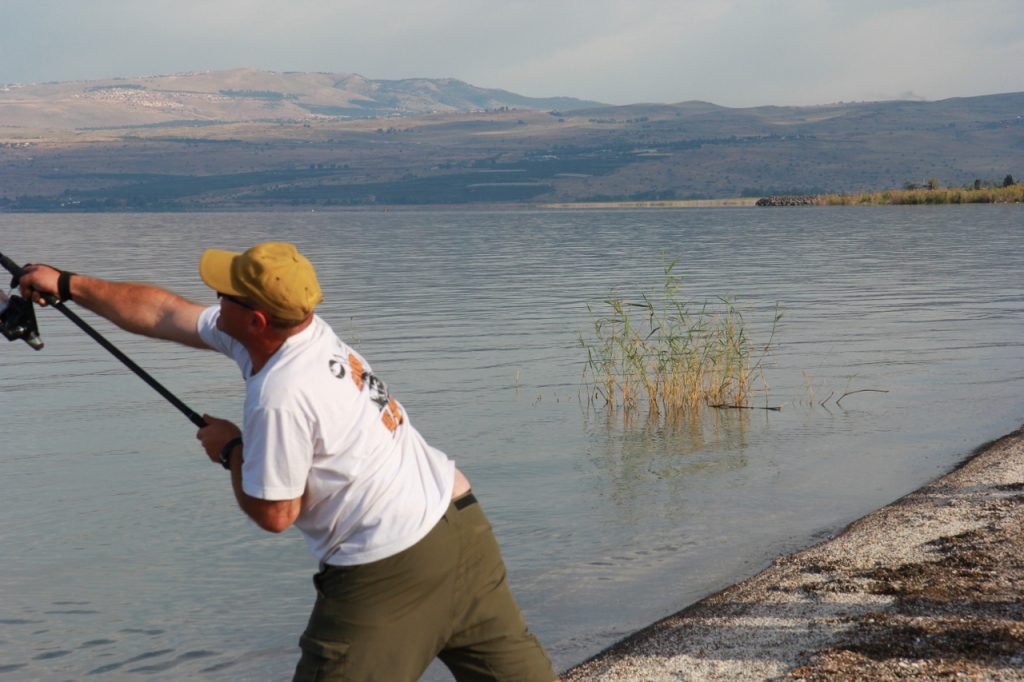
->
<box><xmin>1</xmin><ymin>207</ymin><xmax>1022</xmax><ymax>680</ymax></box>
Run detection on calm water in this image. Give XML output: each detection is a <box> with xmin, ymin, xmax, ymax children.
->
<box><xmin>1</xmin><ymin>208</ymin><xmax>1022</xmax><ymax>680</ymax></box>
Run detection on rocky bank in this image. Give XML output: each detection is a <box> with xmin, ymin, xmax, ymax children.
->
<box><xmin>562</xmin><ymin>426</ymin><xmax>1024</xmax><ymax>681</ymax></box>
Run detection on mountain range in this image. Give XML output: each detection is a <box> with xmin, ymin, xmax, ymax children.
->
<box><xmin>1</xmin><ymin>69</ymin><xmax>1021</xmax><ymax>209</ymax></box>
<box><xmin>0</xmin><ymin>67</ymin><xmax>603</xmax><ymax>128</ymax></box>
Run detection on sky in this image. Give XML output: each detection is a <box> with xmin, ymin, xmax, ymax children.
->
<box><xmin>1</xmin><ymin>0</ymin><xmax>1022</xmax><ymax>108</ymax></box>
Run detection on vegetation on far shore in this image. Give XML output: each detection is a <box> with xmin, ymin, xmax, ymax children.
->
<box><xmin>820</xmin><ymin>176</ymin><xmax>1023</xmax><ymax>205</ymax></box>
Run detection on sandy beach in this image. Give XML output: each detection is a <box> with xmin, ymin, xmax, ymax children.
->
<box><xmin>562</xmin><ymin>425</ymin><xmax>1024</xmax><ymax>681</ymax></box>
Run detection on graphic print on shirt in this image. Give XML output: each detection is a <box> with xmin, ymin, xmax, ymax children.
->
<box><xmin>328</xmin><ymin>350</ymin><xmax>405</xmax><ymax>434</ymax></box>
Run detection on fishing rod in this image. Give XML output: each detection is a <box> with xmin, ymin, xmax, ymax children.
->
<box><xmin>0</xmin><ymin>251</ymin><xmax>207</xmax><ymax>428</ymax></box>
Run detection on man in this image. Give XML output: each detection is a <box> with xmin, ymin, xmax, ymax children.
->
<box><xmin>19</xmin><ymin>242</ymin><xmax>558</xmax><ymax>682</ymax></box>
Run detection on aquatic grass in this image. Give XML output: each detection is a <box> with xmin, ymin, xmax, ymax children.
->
<box><xmin>580</xmin><ymin>257</ymin><xmax>780</xmax><ymax>418</ymax></box>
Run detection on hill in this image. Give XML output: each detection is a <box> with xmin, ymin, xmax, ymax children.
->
<box><xmin>0</xmin><ymin>67</ymin><xmax>604</xmax><ymax>128</ymax></box>
<box><xmin>0</xmin><ymin>70</ymin><xmax>1021</xmax><ymax>209</ymax></box>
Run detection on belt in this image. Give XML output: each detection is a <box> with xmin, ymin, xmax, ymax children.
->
<box><xmin>454</xmin><ymin>493</ymin><xmax>478</xmax><ymax>510</ymax></box>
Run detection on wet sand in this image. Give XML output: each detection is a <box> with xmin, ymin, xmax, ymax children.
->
<box><xmin>562</xmin><ymin>426</ymin><xmax>1024</xmax><ymax>681</ymax></box>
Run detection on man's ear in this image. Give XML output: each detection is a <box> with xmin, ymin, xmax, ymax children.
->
<box><xmin>249</xmin><ymin>310</ymin><xmax>270</xmax><ymax>335</ymax></box>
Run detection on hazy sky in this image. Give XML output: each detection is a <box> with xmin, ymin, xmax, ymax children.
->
<box><xmin>2</xmin><ymin>0</ymin><xmax>1022</xmax><ymax>107</ymax></box>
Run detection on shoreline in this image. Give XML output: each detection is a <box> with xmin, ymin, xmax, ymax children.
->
<box><xmin>5</xmin><ymin>197</ymin><xmax>1023</xmax><ymax>213</ymax></box>
<box><xmin>535</xmin><ymin>198</ymin><xmax>760</xmax><ymax>209</ymax></box>
<box><xmin>562</xmin><ymin>424</ymin><xmax>1024</xmax><ymax>680</ymax></box>
<box><xmin>0</xmin><ymin>198</ymin><xmax>762</xmax><ymax>214</ymax></box>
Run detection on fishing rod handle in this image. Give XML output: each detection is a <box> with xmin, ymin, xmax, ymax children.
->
<box><xmin>0</xmin><ymin>253</ymin><xmax>56</xmax><ymax>302</ymax></box>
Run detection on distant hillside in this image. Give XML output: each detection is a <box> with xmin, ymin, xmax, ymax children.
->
<box><xmin>0</xmin><ymin>79</ymin><xmax>1020</xmax><ymax>209</ymax></box>
<box><xmin>0</xmin><ymin>67</ymin><xmax>605</xmax><ymax>128</ymax></box>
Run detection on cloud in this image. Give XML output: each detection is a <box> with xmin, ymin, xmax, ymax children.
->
<box><xmin>1</xmin><ymin>0</ymin><xmax>1021</xmax><ymax>106</ymax></box>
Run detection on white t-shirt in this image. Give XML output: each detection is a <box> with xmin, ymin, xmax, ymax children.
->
<box><xmin>197</xmin><ymin>307</ymin><xmax>455</xmax><ymax>566</ymax></box>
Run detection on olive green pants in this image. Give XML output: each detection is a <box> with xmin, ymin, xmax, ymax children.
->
<box><xmin>293</xmin><ymin>493</ymin><xmax>557</xmax><ymax>682</ymax></box>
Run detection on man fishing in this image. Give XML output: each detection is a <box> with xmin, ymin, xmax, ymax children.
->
<box><xmin>18</xmin><ymin>242</ymin><xmax>558</xmax><ymax>682</ymax></box>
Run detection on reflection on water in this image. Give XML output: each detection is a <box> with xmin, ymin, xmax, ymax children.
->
<box><xmin>1</xmin><ymin>207</ymin><xmax>1022</xmax><ymax>679</ymax></box>
<box><xmin>584</xmin><ymin>407</ymin><xmax>751</xmax><ymax>523</ymax></box>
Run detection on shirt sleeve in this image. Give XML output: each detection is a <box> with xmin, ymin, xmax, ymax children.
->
<box><xmin>196</xmin><ymin>306</ymin><xmax>251</xmax><ymax>376</ymax></box>
<box><xmin>241</xmin><ymin>406</ymin><xmax>313</xmax><ymax>500</ymax></box>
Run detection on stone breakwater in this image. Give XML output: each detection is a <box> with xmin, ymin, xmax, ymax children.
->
<box><xmin>562</xmin><ymin>426</ymin><xmax>1024</xmax><ymax>681</ymax></box>
<box><xmin>755</xmin><ymin>196</ymin><xmax>822</xmax><ymax>206</ymax></box>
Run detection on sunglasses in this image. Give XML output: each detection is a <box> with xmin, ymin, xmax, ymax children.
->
<box><xmin>217</xmin><ymin>292</ymin><xmax>258</xmax><ymax>311</ymax></box>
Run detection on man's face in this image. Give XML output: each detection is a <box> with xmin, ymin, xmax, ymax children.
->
<box><xmin>216</xmin><ymin>292</ymin><xmax>257</xmax><ymax>341</ymax></box>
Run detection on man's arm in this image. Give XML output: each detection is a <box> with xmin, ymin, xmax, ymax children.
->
<box><xmin>228</xmin><ymin>449</ymin><xmax>303</xmax><ymax>533</ymax></box>
<box><xmin>18</xmin><ymin>264</ymin><xmax>209</xmax><ymax>349</ymax></box>
<box><xmin>198</xmin><ymin>414</ymin><xmax>302</xmax><ymax>533</ymax></box>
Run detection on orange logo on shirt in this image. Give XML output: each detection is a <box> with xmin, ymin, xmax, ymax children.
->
<box><xmin>381</xmin><ymin>396</ymin><xmax>405</xmax><ymax>433</ymax></box>
<box><xmin>349</xmin><ymin>353</ymin><xmax>364</xmax><ymax>390</ymax></box>
<box><xmin>346</xmin><ymin>352</ymin><xmax>404</xmax><ymax>434</ymax></box>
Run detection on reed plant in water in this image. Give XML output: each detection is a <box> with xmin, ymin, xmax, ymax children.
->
<box><xmin>580</xmin><ymin>257</ymin><xmax>780</xmax><ymax>417</ymax></box>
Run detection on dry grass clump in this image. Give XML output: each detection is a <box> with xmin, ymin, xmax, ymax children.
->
<box><xmin>580</xmin><ymin>257</ymin><xmax>779</xmax><ymax>417</ymax></box>
<box><xmin>821</xmin><ymin>184</ymin><xmax>1024</xmax><ymax>205</ymax></box>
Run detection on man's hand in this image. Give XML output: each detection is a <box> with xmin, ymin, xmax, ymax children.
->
<box><xmin>199</xmin><ymin>413</ymin><xmax>303</xmax><ymax>533</ymax></box>
<box><xmin>17</xmin><ymin>264</ymin><xmax>61</xmax><ymax>305</ymax></box>
<box><xmin>197</xmin><ymin>414</ymin><xmax>242</xmax><ymax>464</ymax></box>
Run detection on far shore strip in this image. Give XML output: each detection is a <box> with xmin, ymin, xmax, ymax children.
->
<box><xmin>562</xmin><ymin>425</ymin><xmax>1024</xmax><ymax>681</ymax></box>
<box><xmin>538</xmin><ymin>198</ymin><xmax>760</xmax><ymax>209</ymax></box>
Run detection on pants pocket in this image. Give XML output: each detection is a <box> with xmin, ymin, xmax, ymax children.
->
<box><xmin>293</xmin><ymin>635</ymin><xmax>350</xmax><ymax>682</ymax></box>
<box><xmin>313</xmin><ymin>564</ymin><xmax>357</xmax><ymax>598</ymax></box>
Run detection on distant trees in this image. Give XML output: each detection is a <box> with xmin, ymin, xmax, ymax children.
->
<box><xmin>906</xmin><ymin>176</ymin><xmax>1016</xmax><ymax>192</ymax></box>
<box><xmin>964</xmin><ymin>176</ymin><xmax>1021</xmax><ymax>190</ymax></box>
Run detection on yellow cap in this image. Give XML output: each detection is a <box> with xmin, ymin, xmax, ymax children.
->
<box><xmin>199</xmin><ymin>242</ymin><xmax>323</xmax><ymax>321</ymax></box>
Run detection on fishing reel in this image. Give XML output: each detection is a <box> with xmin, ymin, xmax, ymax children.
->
<box><xmin>0</xmin><ymin>288</ymin><xmax>44</xmax><ymax>350</ymax></box>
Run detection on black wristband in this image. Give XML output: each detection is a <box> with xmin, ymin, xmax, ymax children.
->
<box><xmin>57</xmin><ymin>270</ymin><xmax>75</xmax><ymax>303</ymax></box>
<box><xmin>219</xmin><ymin>437</ymin><xmax>242</xmax><ymax>470</ymax></box>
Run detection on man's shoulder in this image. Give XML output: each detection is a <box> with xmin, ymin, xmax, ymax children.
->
<box><xmin>197</xmin><ymin>305</ymin><xmax>250</xmax><ymax>364</ymax></box>
<box><xmin>303</xmin><ymin>315</ymin><xmax>363</xmax><ymax>366</ymax></box>
<box><xmin>256</xmin><ymin>318</ymin><xmax>356</xmax><ymax>398</ymax></box>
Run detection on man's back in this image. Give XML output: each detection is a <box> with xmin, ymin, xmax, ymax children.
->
<box><xmin>198</xmin><ymin>306</ymin><xmax>455</xmax><ymax>566</ymax></box>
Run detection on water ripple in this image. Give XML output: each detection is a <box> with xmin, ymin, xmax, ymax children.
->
<box><xmin>0</xmin><ymin>207</ymin><xmax>1021</xmax><ymax>678</ymax></box>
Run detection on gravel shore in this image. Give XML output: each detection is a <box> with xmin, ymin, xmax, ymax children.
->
<box><xmin>562</xmin><ymin>426</ymin><xmax>1024</xmax><ymax>681</ymax></box>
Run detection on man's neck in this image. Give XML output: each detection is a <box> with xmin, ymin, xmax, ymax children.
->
<box><xmin>246</xmin><ymin>316</ymin><xmax>314</xmax><ymax>375</ymax></box>
<box><xmin>248</xmin><ymin>338</ymin><xmax>285</xmax><ymax>375</ymax></box>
